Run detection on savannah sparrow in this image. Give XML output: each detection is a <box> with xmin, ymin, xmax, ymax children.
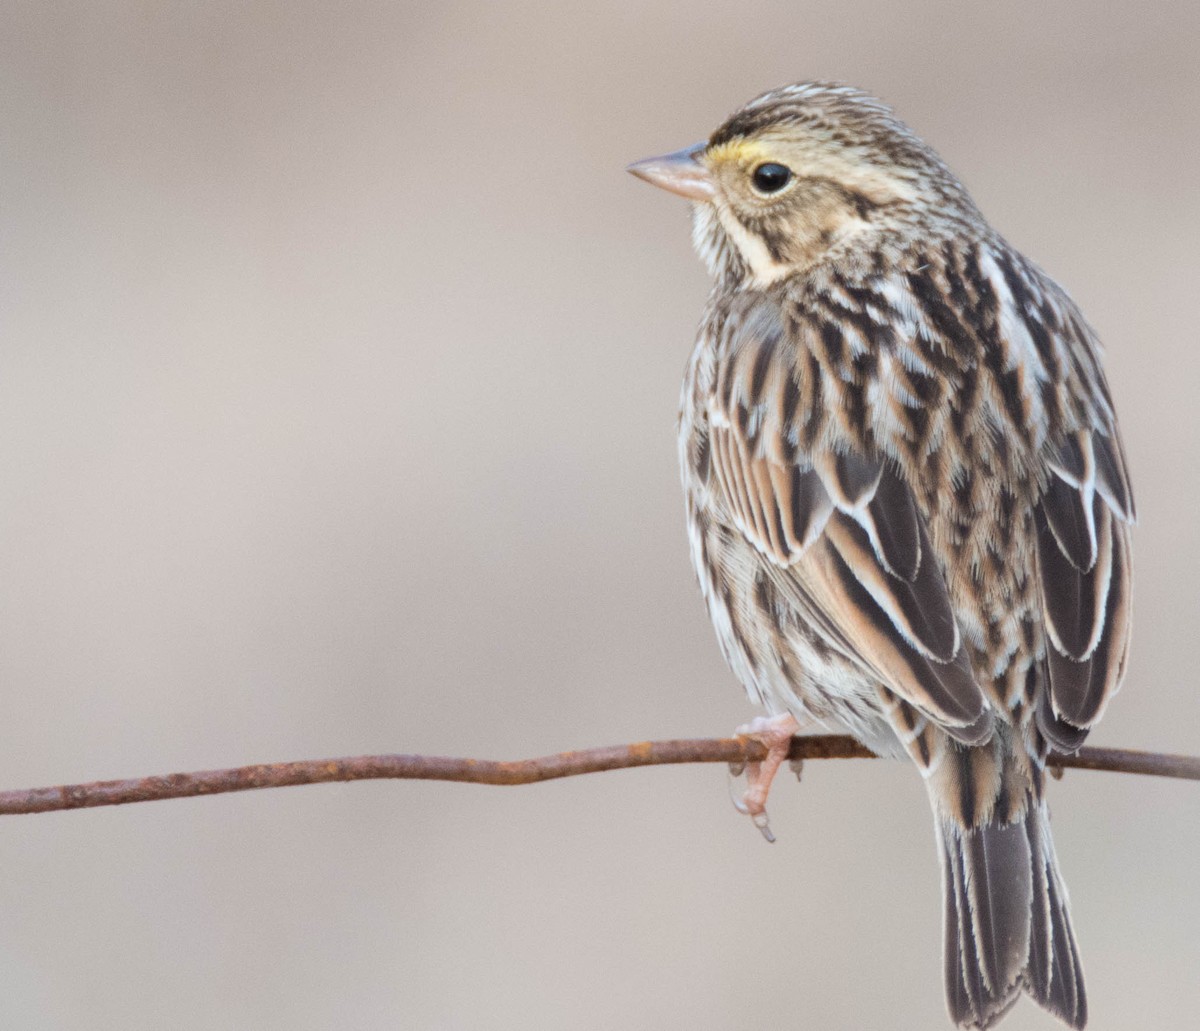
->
<box><xmin>629</xmin><ymin>83</ymin><xmax>1133</xmax><ymax>1030</ymax></box>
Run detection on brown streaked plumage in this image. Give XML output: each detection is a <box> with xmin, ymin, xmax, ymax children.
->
<box><xmin>629</xmin><ymin>82</ymin><xmax>1134</xmax><ymax>1030</ymax></box>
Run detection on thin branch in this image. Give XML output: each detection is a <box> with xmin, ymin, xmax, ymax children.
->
<box><xmin>0</xmin><ymin>736</ymin><xmax>1195</xmax><ymax>817</ymax></box>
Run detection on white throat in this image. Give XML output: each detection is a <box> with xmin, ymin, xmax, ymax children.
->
<box><xmin>713</xmin><ymin>201</ymin><xmax>792</xmax><ymax>287</ymax></box>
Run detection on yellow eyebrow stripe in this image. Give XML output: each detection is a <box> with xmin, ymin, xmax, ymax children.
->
<box><xmin>705</xmin><ymin>139</ymin><xmax>770</xmax><ymax>166</ymax></box>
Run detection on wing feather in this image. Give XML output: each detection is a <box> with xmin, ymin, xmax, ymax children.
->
<box><xmin>823</xmin><ymin>508</ymin><xmax>959</xmax><ymax>662</ymax></box>
<box><xmin>708</xmin><ymin>385</ymin><xmax>988</xmax><ymax>735</ymax></box>
<box><xmin>815</xmin><ymin>451</ymin><xmax>883</xmax><ymax>508</ymax></box>
<box><xmin>1092</xmin><ymin>430</ymin><xmax>1136</xmax><ymax>522</ymax></box>
<box><xmin>789</xmin><ymin>467</ymin><xmax>835</xmax><ymax>549</ymax></box>
<box><xmin>864</xmin><ymin>465</ymin><xmax>921</xmax><ymax>582</ymax></box>
<box><xmin>819</xmin><ymin>528</ymin><xmax>989</xmax><ymax>737</ymax></box>
<box><xmin>1038</xmin><ymin>493</ymin><xmax>1112</xmax><ymax>660</ymax></box>
<box><xmin>1037</xmin><ymin>427</ymin><xmax>1135</xmax><ymax>738</ymax></box>
<box><xmin>1040</xmin><ymin>474</ymin><xmax>1097</xmax><ymax>573</ymax></box>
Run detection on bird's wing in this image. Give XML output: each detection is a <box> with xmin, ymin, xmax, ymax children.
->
<box><xmin>701</xmin><ymin>299</ymin><xmax>991</xmax><ymax>743</ymax></box>
<box><xmin>1033</xmin><ymin>383</ymin><xmax>1134</xmax><ymax>748</ymax></box>
<box><xmin>977</xmin><ymin>252</ymin><xmax>1135</xmax><ymax>751</ymax></box>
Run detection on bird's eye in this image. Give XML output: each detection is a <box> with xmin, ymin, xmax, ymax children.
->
<box><xmin>751</xmin><ymin>162</ymin><xmax>792</xmax><ymax>194</ymax></box>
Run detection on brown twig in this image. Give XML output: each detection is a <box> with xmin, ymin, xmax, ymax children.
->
<box><xmin>0</xmin><ymin>735</ymin><xmax>1195</xmax><ymax>817</ymax></box>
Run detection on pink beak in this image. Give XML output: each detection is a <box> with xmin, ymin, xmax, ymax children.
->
<box><xmin>627</xmin><ymin>142</ymin><xmax>715</xmax><ymax>201</ymax></box>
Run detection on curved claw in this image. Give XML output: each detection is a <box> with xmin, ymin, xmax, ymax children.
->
<box><xmin>727</xmin><ymin>764</ymin><xmax>750</xmax><ymax>814</ymax></box>
<box><xmin>752</xmin><ymin>811</ymin><xmax>775</xmax><ymax>843</ymax></box>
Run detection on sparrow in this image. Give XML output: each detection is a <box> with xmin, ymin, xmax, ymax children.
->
<box><xmin>628</xmin><ymin>82</ymin><xmax>1134</xmax><ymax>1029</ymax></box>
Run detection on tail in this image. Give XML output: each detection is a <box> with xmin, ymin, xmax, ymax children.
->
<box><xmin>937</xmin><ymin>793</ymin><xmax>1087</xmax><ymax>1029</ymax></box>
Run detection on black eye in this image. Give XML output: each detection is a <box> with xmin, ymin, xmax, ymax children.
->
<box><xmin>751</xmin><ymin>162</ymin><xmax>792</xmax><ymax>194</ymax></box>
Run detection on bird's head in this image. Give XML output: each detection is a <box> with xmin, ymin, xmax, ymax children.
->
<box><xmin>629</xmin><ymin>82</ymin><xmax>977</xmax><ymax>285</ymax></box>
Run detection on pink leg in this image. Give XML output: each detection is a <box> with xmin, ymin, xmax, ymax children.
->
<box><xmin>731</xmin><ymin>713</ymin><xmax>800</xmax><ymax>842</ymax></box>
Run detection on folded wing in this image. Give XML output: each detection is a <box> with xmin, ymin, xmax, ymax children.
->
<box><xmin>1035</xmin><ymin>429</ymin><xmax>1134</xmax><ymax>747</ymax></box>
<box><xmin>705</xmin><ymin>311</ymin><xmax>990</xmax><ymax>742</ymax></box>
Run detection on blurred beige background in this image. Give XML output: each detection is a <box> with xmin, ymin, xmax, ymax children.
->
<box><xmin>0</xmin><ymin>2</ymin><xmax>1196</xmax><ymax>1029</ymax></box>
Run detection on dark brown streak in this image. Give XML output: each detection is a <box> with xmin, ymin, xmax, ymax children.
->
<box><xmin>949</xmin><ymin>361</ymin><xmax>979</xmax><ymax>436</ymax></box>
<box><xmin>749</xmin><ymin>335</ymin><xmax>776</xmax><ymax>405</ymax></box>
<box><xmin>957</xmin><ymin>746</ymin><xmax>979</xmax><ymax>827</ymax></box>
<box><xmin>818</xmin><ymin>319</ymin><xmax>847</xmax><ymax>369</ymax></box>
<box><xmin>904</xmin><ymin>265</ymin><xmax>975</xmax><ymax>374</ymax></box>
<box><xmin>800</xmin><ymin>350</ymin><xmax>824</xmax><ymax>447</ymax></box>
<box><xmin>779</xmin><ymin>371</ymin><xmax>801</xmax><ymax>458</ymax></box>
<box><xmin>983</xmin><ymin>345</ymin><xmax>1029</xmax><ymax>431</ymax></box>
<box><xmin>914</xmin><ymin>726</ymin><xmax>933</xmax><ymax>769</ymax></box>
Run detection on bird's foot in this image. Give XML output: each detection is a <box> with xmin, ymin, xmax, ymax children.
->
<box><xmin>729</xmin><ymin>713</ymin><xmax>800</xmax><ymax>843</ymax></box>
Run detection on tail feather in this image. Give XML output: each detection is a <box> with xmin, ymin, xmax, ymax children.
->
<box><xmin>941</xmin><ymin>819</ymin><xmax>1025</xmax><ymax>1027</ymax></box>
<box><xmin>938</xmin><ymin>800</ymin><xmax>1086</xmax><ymax>1029</ymax></box>
<box><xmin>1027</xmin><ymin>809</ymin><xmax>1088</xmax><ymax>1027</ymax></box>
